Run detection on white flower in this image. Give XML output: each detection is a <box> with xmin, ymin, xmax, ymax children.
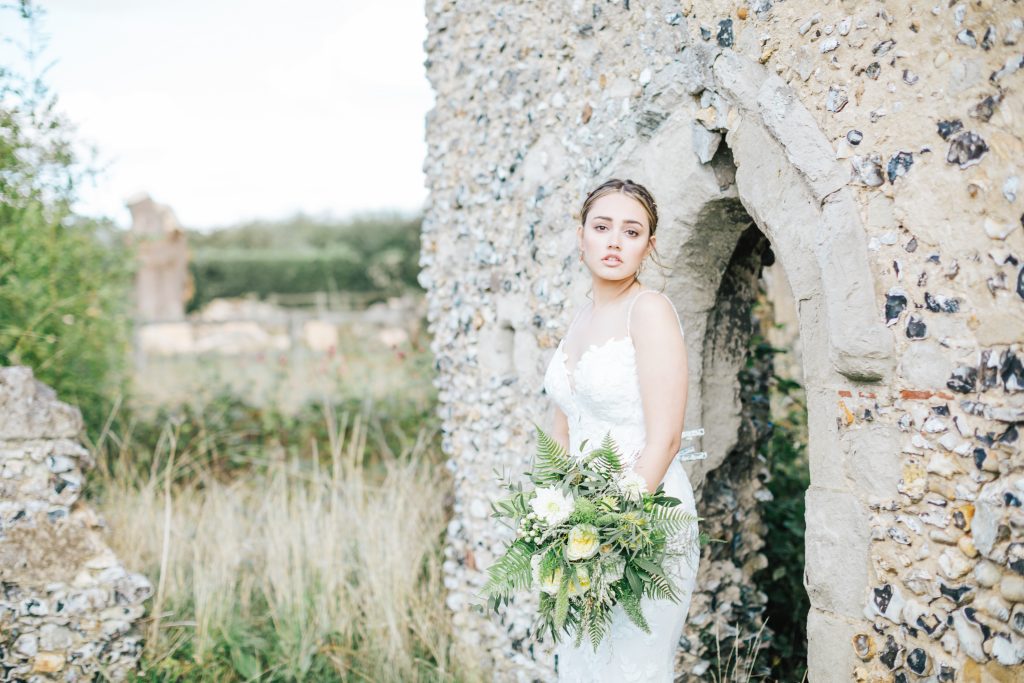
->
<box><xmin>567</xmin><ymin>564</ymin><xmax>592</xmax><ymax>597</ymax></box>
<box><xmin>529</xmin><ymin>486</ymin><xmax>575</xmax><ymax>526</ymax></box>
<box><xmin>531</xmin><ymin>553</ymin><xmax>563</xmax><ymax>596</ymax></box>
<box><xmin>616</xmin><ymin>470</ymin><xmax>648</xmax><ymax>503</ymax></box>
<box><xmin>565</xmin><ymin>524</ymin><xmax>601</xmax><ymax>561</ymax></box>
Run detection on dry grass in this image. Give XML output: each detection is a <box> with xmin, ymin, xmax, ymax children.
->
<box><xmin>707</xmin><ymin>619</ymin><xmax>773</xmax><ymax>683</ymax></box>
<box><xmin>92</xmin><ymin>406</ymin><xmax>481</xmax><ymax>682</ymax></box>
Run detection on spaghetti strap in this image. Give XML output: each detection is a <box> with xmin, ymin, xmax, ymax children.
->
<box><xmin>564</xmin><ymin>302</ymin><xmax>590</xmax><ymax>340</ymax></box>
<box><xmin>626</xmin><ymin>290</ymin><xmax>685</xmax><ymax>338</ymax></box>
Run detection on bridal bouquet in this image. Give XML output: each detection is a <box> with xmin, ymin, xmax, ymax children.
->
<box><xmin>482</xmin><ymin>425</ymin><xmax>705</xmax><ymax>651</ymax></box>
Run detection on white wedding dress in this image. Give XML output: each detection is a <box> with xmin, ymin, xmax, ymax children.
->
<box><xmin>541</xmin><ymin>289</ymin><xmax>701</xmax><ymax>683</ymax></box>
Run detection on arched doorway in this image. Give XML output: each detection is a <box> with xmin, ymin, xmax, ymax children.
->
<box><xmin>596</xmin><ymin>47</ymin><xmax>894</xmax><ymax>679</ymax></box>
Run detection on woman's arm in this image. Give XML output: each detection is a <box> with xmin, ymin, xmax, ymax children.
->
<box><xmin>630</xmin><ymin>294</ymin><xmax>688</xmax><ymax>493</ymax></box>
<box><xmin>550</xmin><ymin>402</ymin><xmax>570</xmax><ymax>454</ymax></box>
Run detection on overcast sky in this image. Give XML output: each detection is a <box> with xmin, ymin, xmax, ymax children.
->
<box><xmin>26</xmin><ymin>0</ymin><xmax>434</xmax><ymax>230</ymax></box>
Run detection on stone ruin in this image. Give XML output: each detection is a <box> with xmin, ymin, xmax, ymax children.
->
<box><xmin>0</xmin><ymin>367</ymin><xmax>151</xmax><ymax>681</ymax></box>
<box><xmin>128</xmin><ymin>193</ymin><xmax>191</xmax><ymax>322</ymax></box>
<box><xmin>420</xmin><ymin>0</ymin><xmax>1024</xmax><ymax>680</ymax></box>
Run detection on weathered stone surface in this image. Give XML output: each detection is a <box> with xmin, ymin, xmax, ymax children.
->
<box><xmin>422</xmin><ymin>2</ymin><xmax>1024</xmax><ymax>679</ymax></box>
<box><xmin>806</xmin><ymin>487</ymin><xmax>870</xmax><ymax>617</ymax></box>
<box><xmin>0</xmin><ymin>367</ymin><xmax>150</xmax><ymax>682</ymax></box>
<box><xmin>808</xmin><ymin>608</ymin><xmax>860</xmax><ymax>681</ymax></box>
<box><xmin>0</xmin><ymin>368</ymin><xmax>82</xmax><ymax>440</ymax></box>
<box><xmin>842</xmin><ymin>423</ymin><xmax>901</xmax><ymax>500</ymax></box>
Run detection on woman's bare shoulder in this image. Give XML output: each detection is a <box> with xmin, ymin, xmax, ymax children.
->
<box><xmin>629</xmin><ymin>290</ymin><xmax>684</xmax><ymax>338</ymax></box>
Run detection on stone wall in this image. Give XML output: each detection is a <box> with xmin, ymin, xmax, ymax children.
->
<box><xmin>421</xmin><ymin>0</ymin><xmax>1023</xmax><ymax>680</ymax></box>
<box><xmin>0</xmin><ymin>367</ymin><xmax>151</xmax><ymax>681</ymax></box>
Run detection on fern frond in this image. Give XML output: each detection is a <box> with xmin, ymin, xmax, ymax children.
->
<box><xmin>483</xmin><ymin>540</ymin><xmax>534</xmax><ymax>597</ymax></box>
<box><xmin>583</xmin><ymin>431</ymin><xmax>624</xmax><ymax>475</ymax></box>
<box><xmin>532</xmin><ymin>422</ymin><xmax>573</xmax><ymax>485</ymax></box>
<box><xmin>632</xmin><ymin>557</ymin><xmax>680</xmax><ymax>602</ymax></box>
<box><xmin>554</xmin><ymin>573</ymin><xmax>570</xmax><ymax>631</ymax></box>
<box><xmin>648</xmin><ymin>504</ymin><xmax>700</xmax><ymax>536</ymax></box>
<box><xmin>650</xmin><ymin>573</ymin><xmax>679</xmax><ymax>601</ymax></box>
<box><xmin>588</xmin><ymin>601</ymin><xmax>613</xmax><ymax>651</ymax></box>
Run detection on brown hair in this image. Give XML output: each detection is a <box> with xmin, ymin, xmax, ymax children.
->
<box><xmin>577</xmin><ymin>178</ymin><xmax>667</xmax><ymax>287</ymax></box>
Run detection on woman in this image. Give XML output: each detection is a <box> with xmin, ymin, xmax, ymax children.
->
<box><xmin>541</xmin><ymin>178</ymin><xmax>700</xmax><ymax>681</ymax></box>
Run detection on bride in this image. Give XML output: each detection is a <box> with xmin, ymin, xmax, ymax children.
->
<box><xmin>541</xmin><ymin>178</ymin><xmax>701</xmax><ymax>682</ymax></box>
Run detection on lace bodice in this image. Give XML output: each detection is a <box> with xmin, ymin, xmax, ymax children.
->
<box><xmin>542</xmin><ymin>289</ymin><xmax>686</xmax><ymax>469</ymax></box>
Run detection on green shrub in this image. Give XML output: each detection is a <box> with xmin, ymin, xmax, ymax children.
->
<box><xmin>185</xmin><ymin>212</ymin><xmax>423</xmax><ymax>311</ymax></box>
<box><xmin>189</xmin><ymin>246</ymin><xmax>367</xmax><ymax>305</ymax></box>
<box><xmin>0</xmin><ymin>212</ymin><xmax>134</xmax><ymax>433</ymax></box>
<box><xmin>0</xmin><ymin>5</ymin><xmax>134</xmax><ymax>436</ymax></box>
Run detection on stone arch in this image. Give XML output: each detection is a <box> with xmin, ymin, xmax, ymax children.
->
<box><xmin>598</xmin><ymin>47</ymin><xmax>895</xmax><ymax>678</ymax></box>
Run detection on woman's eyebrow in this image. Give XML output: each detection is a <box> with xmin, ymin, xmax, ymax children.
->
<box><xmin>590</xmin><ymin>215</ymin><xmax>644</xmax><ymax>226</ymax></box>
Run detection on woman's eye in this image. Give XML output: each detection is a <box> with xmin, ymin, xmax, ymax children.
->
<box><xmin>627</xmin><ymin>230</ymin><xmax>638</xmax><ymax>237</ymax></box>
<box><xmin>594</xmin><ymin>225</ymin><xmax>607</xmax><ymax>230</ymax></box>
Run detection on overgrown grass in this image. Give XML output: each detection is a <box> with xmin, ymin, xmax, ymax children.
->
<box><xmin>706</xmin><ymin>621</ymin><xmax>772</xmax><ymax>683</ymax></box>
<box><xmin>88</xmin><ymin>399</ymin><xmax>481</xmax><ymax>682</ymax></box>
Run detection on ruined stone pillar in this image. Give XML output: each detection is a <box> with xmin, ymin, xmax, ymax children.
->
<box><xmin>0</xmin><ymin>367</ymin><xmax>152</xmax><ymax>680</ymax></box>
<box><xmin>128</xmin><ymin>193</ymin><xmax>191</xmax><ymax>321</ymax></box>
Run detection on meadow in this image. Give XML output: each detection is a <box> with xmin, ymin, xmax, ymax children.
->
<box><xmin>85</xmin><ymin>334</ymin><xmax>485</xmax><ymax>682</ymax></box>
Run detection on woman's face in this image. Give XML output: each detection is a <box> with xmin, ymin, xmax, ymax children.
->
<box><xmin>577</xmin><ymin>191</ymin><xmax>654</xmax><ymax>282</ymax></box>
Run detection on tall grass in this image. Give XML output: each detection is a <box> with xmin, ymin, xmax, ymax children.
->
<box><xmin>706</xmin><ymin>621</ymin><xmax>772</xmax><ymax>683</ymax></box>
<box><xmin>90</xmin><ymin>403</ymin><xmax>480</xmax><ymax>682</ymax></box>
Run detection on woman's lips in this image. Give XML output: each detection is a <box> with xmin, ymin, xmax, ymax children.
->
<box><xmin>602</xmin><ymin>256</ymin><xmax>622</xmax><ymax>265</ymax></box>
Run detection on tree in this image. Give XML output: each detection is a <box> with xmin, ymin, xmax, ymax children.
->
<box><xmin>0</xmin><ymin>1</ymin><xmax>134</xmax><ymax>435</ymax></box>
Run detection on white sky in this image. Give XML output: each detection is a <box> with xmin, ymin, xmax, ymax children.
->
<box><xmin>24</xmin><ymin>0</ymin><xmax>434</xmax><ymax>230</ymax></box>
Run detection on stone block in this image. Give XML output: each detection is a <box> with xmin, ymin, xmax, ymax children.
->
<box><xmin>841</xmin><ymin>423</ymin><xmax>902</xmax><ymax>501</ymax></box>
<box><xmin>807</xmin><ymin>607</ymin><xmax>861</xmax><ymax>683</ymax></box>
<box><xmin>0</xmin><ymin>367</ymin><xmax>82</xmax><ymax>440</ymax></box>
<box><xmin>805</xmin><ymin>486</ymin><xmax>870</xmax><ymax>618</ymax></box>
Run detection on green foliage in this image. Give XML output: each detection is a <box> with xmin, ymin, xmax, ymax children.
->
<box><xmin>632</xmin><ymin>556</ymin><xmax>678</xmax><ymax>602</ymax></box>
<box><xmin>553</xmin><ymin>575</ymin><xmax>570</xmax><ymax>630</ymax></box>
<box><xmin>528</xmin><ymin>421</ymin><xmax>573</xmax><ymax>485</ymax></box>
<box><xmin>485</xmin><ymin>425</ymin><xmax>709</xmax><ymax>652</ymax></box>
<box><xmin>568</xmin><ymin>497</ymin><xmax>597</xmax><ymax>525</ymax></box>
<box><xmin>0</xmin><ymin>5</ymin><xmax>134</xmax><ymax>436</ymax></box>
<box><xmin>647</xmin><ymin>502</ymin><xmax>700</xmax><ymax>536</ymax></box>
<box><xmin>746</xmin><ymin>306</ymin><xmax>810</xmax><ymax>680</ymax></box>
<box><xmin>585</xmin><ymin>600</ymin><xmax>612</xmax><ymax>651</ymax></box>
<box><xmin>185</xmin><ymin>212</ymin><xmax>423</xmax><ymax>311</ymax></box>
<box><xmin>0</xmin><ymin>213</ymin><xmax>133</xmax><ymax>433</ymax></box>
<box><xmin>483</xmin><ymin>540</ymin><xmax>535</xmax><ymax>605</ymax></box>
<box><xmin>95</xmin><ymin>386</ymin><xmax>466</xmax><ymax>682</ymax></box>
<box><xmin>617</xmin><ymin>584</ymin><xmax>649</xmax><ymax>633</ymax></box>
<box><xmin>92</xmin><ymin>387</ymin><xmax>440</xmax><ymax>491</ymax></box>
<box><xmin>583</xmin><ymin>432</ymin><xmax>625</xmax><ymax>474</ymax></box>
<box><xmin>757</xmin><ymin>388</ymin><xmax>810</xmax><ymax>677</ymax></box>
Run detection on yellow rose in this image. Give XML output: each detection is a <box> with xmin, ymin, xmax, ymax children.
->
<box><xmin>567</xmin><ymin>564</ymin><xmax>591</xmax><ymax>597</ymax></box>
<box><xmin>531</xmin><ymin>554</ymin><xmax>563</xmax><ymax>596</ymax></box>
<box><xmin>566</xmin><ymin>524</ymin><xmax>600</xmax><ymax>561</ymax></box>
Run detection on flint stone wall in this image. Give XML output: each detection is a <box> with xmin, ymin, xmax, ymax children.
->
<box><xmin>421</xmin><ymin>0</ymin><xmax>1023</xmax><ymax>680</ymax></box>
<box><xmin>0</xmin><ymin>367</ymin><xmax>152</xmax><ymax>681</ymax></box>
